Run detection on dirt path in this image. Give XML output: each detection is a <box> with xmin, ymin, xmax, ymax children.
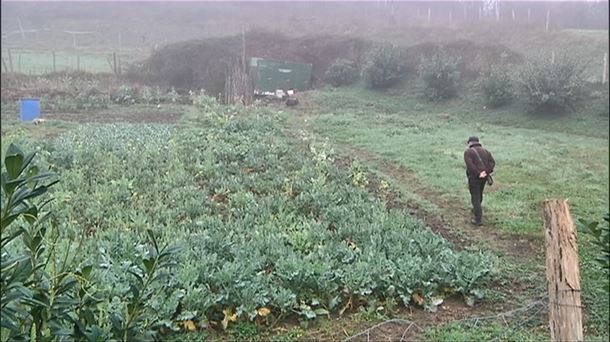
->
<box><xmin>283</xmin><ymin>96</ymin><xmax>547</xmax><ymax>341</ymax></box>
<box><xmin>343</xmin><ymin>145</ymin><xmax>543</xmax><ymax>260</ymax></box>
<box><xmin>285</xmin><ymin>96</ymin><xmax>542</xmax><ymax>261</ymax></box>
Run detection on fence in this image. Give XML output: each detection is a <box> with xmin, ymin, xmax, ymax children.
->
<box><xmin>1</xmin><ymin>49</ymin><xmax>125</xmax><ymax>75</ymax></box>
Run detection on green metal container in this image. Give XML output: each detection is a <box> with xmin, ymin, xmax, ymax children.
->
<box><xmin>250</xmin><ymin>57</ymin><xmax>312</xmax><ymax>93</ymax></box>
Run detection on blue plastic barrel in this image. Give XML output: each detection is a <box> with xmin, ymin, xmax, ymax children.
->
<box><xmin>20</xmin><ymin>98</ymin><xmax>41</xmax><ymax>122</ymax></box>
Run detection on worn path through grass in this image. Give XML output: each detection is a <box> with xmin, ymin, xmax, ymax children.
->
<box><xmin>282</xmin><ymin>87</ymin><xmax>609</xmax><ymax>340</ymax></box>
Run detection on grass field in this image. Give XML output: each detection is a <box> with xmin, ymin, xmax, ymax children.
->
<box><xmin>1</xmin><ymin>49</ymin><xmax>131</xmax><ymax>74</ymax></box>
<box><xmin>293</xmin><ymin>82</ymin><xmax>609</xmax><ymax>340</ymax></box>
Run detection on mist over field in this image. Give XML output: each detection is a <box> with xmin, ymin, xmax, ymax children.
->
<box><xmin>1</xmin><ymin>1</ymin><xmax>608</xmax><ymax>341</ymax></box>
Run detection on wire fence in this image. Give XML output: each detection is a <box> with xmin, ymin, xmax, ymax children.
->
<box><xmin>342</xmin><ymin>296</ymin><xmax>550</xmax><ymax>342</ymax></box>
<box><xmin>1</xmin><ymin>48</ymin><xmax>126</xmax><ymax>75</ymax></box>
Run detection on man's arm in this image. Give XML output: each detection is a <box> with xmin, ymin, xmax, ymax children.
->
<box><xmin>464</xmin><ymin>150</ymin><xmax>478</xmax><ymax>174</ymax></box>
<box><xmin>487</xmin><ymin>151</ymin><xmax>495</xmax><ymax>173</ymax></box>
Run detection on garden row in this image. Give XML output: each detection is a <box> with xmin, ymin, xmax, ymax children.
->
<box><xmin>0</xmin><ymin>72</ymin><xmax>197</xmax><ymax>113</ymax></box>
<box><xmin>1</xmin><ymin>100</ymin><xmax>494</xmax><ymax>341</ymax></box>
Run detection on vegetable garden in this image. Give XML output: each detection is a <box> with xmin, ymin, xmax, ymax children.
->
<box><xmin>1</xmin><ymin>101</ymin><xmax>494</xmax><ymax>340</ymax></box>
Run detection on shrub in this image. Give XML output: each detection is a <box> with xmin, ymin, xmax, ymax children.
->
<box><xmin>76</xmin><ymin>88</ymin><xmax>111</xmax><ymax>110</ymax></box>
<box><xmin>164</xmin><ymin>87</ymin><xmax>181</xmax><ymax>103</ymax></box>
<box><xmin>112</xmin><ymin>85</ymin><xmax>138</xmax><ymax>104</ymax></box>
<box><xmin>519</xmin><ymin>58</ymin><xmax>584</xmax><ymax>114</ymax></box>
<box><xmin>418</xmin><ymin>52</ymin><xmax>461</xmax><ymax>101</ymax></box>
<box><xmin>190</xmin><ymin>89</ymin><xmax>219</xmax><ymax>111</ymax></box>
<box><xmin>480</xmin><ymin>66</ymin><xmax>514</xmax><ymax>108</ymax></box>
<box><xmin>141</xmin><ymin>86</ymin><xmax>162</xmax><ymax>105</ymax></box>
<box><xmin>324</xmin><ymin>59</ymin><xmax>359</xmax><ymax>87</ymax></box>
<box><xmin>579</xmin><ymin>214</ymin><xmax>610</xmax><ymax>274</ymax></box>
<box><xmin>363</xmin><ymin>46</ymin><xmax>405</xmax><ymax>89</ymax></box>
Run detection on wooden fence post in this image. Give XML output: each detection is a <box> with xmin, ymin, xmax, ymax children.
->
<box><xmin>113</xmin><ymin>52</ymin><xmax>117</xmax><ymax>75</ymax></box>
<box><xmin>544</xmin><ymin>199</ymin><xmax>583</xmax><ymax>342</ymax></box>
<box><xmin>7</xmin><ymin>48</ymin><xmax>14</xmax><ymax>72</ymax></box>
<box><xmin>602</xmin><ymin>52</ymin><xmax>608</xmax><ymax>85</ymax></box>
<box><xmin>2</xmin><ymin>57</ymin><xmax>9</xmax><ymax>73</ymax></box>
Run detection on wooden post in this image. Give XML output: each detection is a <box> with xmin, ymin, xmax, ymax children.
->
<box><xmin>7</xmin><ymin>48</ymin><xmax>14</xmax><ymax>72</ymax></box>
<box><xmin>602</xmin><ymin>52</ymin><xmax>608</xmax><ymax>84</ymax></box>
<box><xmin>241</xmin><ymin>28</ymin><xmax>246</xmax><ymax>70</ymax></box>
<box><xmin>113</xmin><ymin>52</ymin><xmax>117</xmax><ymax>75</ymax></box>
<box><xmin>1</xmin><ymin>57</ymin><xmax>9</xmax><ymax>73</ymax></box>
<box><xmin>544</xmin><ymin>199</ymin><xmax>583</xmax><ymax>342</ymax></box>
<box><xmin>546</xmin><ymin>9</ymin><xmax>551</xmax><ymax>32</ymax></box>
<box><xmin>52</xmin><ymin>51</ymin><xmax>56</xmax><ymax>73</ymax></box>
<box><xmin>18</xmin><ymin>19</ymin><xmax>26</xmax><ymax>39</ymax></box>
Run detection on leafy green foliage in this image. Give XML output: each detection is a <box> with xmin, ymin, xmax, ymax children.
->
<box><xmin>0</xmin><ymin>143</ymin><xmax>102</xmax><ymax>341</ymax></box>
<box><xmin>0</xmin><ymin>143</ymin><xmax>183</xmax><ymax>342</ymax></box>
<box><xmin>2</xmin><ymin>108</ymin><xmax>494</xmax><ymax>336</ymax></box>
<box><xmin>112</xmin><ymin>85</ymin><xmax>138</xmax><ymax>104</ymax></box>
<box><xmin>140</xmin><ymin>86</ymin><xmax>164</xmax><ymax>105</ymax></box>
<box><xmin>324</xmin><ymin>59</ymin><xmax>359</xmax><ymax>87</ymax></box>
<box><xmin>363</xmin><ymin>46</ymin><xmax>405</xmax><ymax>89</ymax></box>
<box><xmin>189</xmin><ymin>89</ymin><xmax>219</xmax><ymax>111</ymax></box>
<box><xmin>106</xmin><ymin>230</ymin><xmax>181</xmax><ymax>341</ymax></box>
<box><xmin>579</xmin><ymin>214</ymin><xmax>610</xmax><ymax>291</ymax></box>
<box><xmin>418</xmin><ymin>52</ymin><xmax>461</xmax><ymax>101</ymax></box>
<box><xmin>480</xmin><ymin>66</ymin><xmax>514</xmax><ymax>108</ymax></box>
<box><xmin>519</xmin><ymin>57</ymin><xmax>584</xmax><ymax>114</ymax></box>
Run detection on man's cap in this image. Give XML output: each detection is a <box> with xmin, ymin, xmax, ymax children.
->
<box><xmin>467</xmin><ymin>136</ymin><xmax>480</xmax><ymax>143</ymax></box>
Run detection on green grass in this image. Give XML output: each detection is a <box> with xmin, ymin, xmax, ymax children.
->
<box><xmin>0</xmin><ymin>116</ymin><xmax>77</xmax><ymax>139</ymax></box>
<box><xmin>311</xmin><ymin>87</ymin><xmax>608</xmax><ymax>234</ymax></box>
<box><xmin>1</xmin><ymin>49</ymin><xmax>123</xmax><ymax>74</ymax></box>
<box><xmin>424</xmin><ymin>321</ymin><xmax>548</xmax><ymax>342</ymax></box>
<box><xmin>304</xmin><ymin>84</ymin><xmax>609</xmax><ymax>338</ymax></box>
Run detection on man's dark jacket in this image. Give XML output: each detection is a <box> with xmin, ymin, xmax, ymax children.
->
<box><xmin>464</xmin><ymin>143</ymin><xmax>495</xmax><ymax>179</ymax></box>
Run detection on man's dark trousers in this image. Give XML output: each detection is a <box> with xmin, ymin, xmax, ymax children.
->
<box><xmin>468</xmin><ymin>177</ymin><xmax>486</xmax><ymax>223</ymax></box>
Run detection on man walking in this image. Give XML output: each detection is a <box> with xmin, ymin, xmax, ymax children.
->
<box><xmin>464</xmin><ymin>136</ymin><xmax>495</xmax><ymax>226</ymax></box>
